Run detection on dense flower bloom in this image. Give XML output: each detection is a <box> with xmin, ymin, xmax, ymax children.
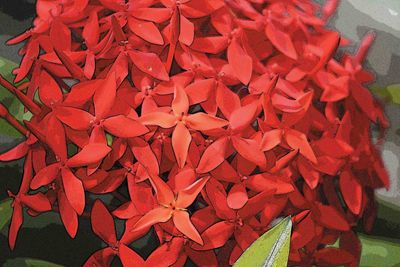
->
<box><xmin>0</xmin><ymin>0</ymin><xmax>389</xmax><ymax>266</ymax></box>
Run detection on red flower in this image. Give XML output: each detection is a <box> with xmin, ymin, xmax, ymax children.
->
<box><xmin>85</xmin><ymin>199</ymin><xmax>184</xmax><ymax>267</ymax></box>
<box><xmin>140</xmin><ymin>85</ymin><xmax>228</xmax><ymax>168</ymax></box>
<box><xmin>132</xmin><ymin>172</ymin><xmax>209</xmax><ymax>245</ymax></box>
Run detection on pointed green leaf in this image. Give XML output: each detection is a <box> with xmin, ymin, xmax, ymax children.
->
<box><xmin>234</xmin><ymin>216</ymin><xmax>292</xmax><ymax>267</ymax></box>
<box><xmin>0</xmin><ymin>198</ymin><xmax>13</xmax><ymax>232</ymax></box>
<box><xmin>3</xmin><ymin>258</ymin><xmax>64</xmax><ymax>267</ymax></box>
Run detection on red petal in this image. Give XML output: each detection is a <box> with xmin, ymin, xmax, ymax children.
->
<box><xmin>90</xmin><ymin>169</ymin><xmax>127</xmax><ymax>194</ymax></box>
<box><xmin>146</xmin><ymin>238</ymin><xmax>184</xmax><ymax>266</ymax></box>
<box><xmin>205</xmin><ymin>179</ymin><xmax>235</xmax><ymax>220</ymax></box>
<box><xmin>227</xmin><ymin>183</ymin><xmax>248</xmax><ymax>210</ymax></box>
<box><xmin>340</xmin><ymin>170</ymin><xmax>362</xmax><ymax>215</ymax></box>
<box><xmin>30</xmin><ymin>163</ymin><xmax>60</xmax><ymax>190</ymax></box>
<box><xmin>265</xmin><ymin>23</ymin><xmax>297</xmax><ymax>60</ymax></box>
<box><xmin>94</xmin><ymin>73</ymin><xmax>117</xmax><ymax>119</ymax></box>
<box><xmin>314</xmin><ymin>203</ymin><xmax>350</xmax><ymax>231</ymax></box>
<box><xmin>313</xmin><ymin>137</ymin><xmax>353</xmax><ymax>158</ymax></box>
<box><xmin>237</xmin><ymin>191</ymin><xmax>272</xmax><ymax>220</ymax></box>
<box><xmin>103</xmin><ymin>115</ymin><xmax>149</xmax><ymax>138</ymax></box>
<box><xmin>234</xmin><ymin>223</ymin><xmax>258</xmax><ymax>251</ymax></box>
<box><xmin>260</xmin><ymin>129</ymin><xmax>283</xmax><ymax>151</ymax></box>
<box><xmin>185</xmin><ymin>78</ymin><xmax>215</xmax><ymax>105</ymax></box>
<box><xmin>196</xmin><ymin>136</ymin><xmax>229</xmax><ymax>174</ymax></box>
<box><xmin>21</xmin><ymin>193</ymin><xmax>51</xmax><ymax>212</ymax></box>
<box><xmin>179</xmin><ymin>15</ymin><xmax>194</xmax><ymax>46</ymax></box>
<box><xmin>313</xmin><ymin>155</ymin><xmax>344</xmax><ymax>176</ymax></box>
<box><xmin>55</xmin><ymin>107</ymin><xmax>94</xmax><ymax>131</ymax></box>
<box><xmin>192</xmin><ymin>221</ymin><xmax>235</xmax><ymax>250</ymax></box>
<box><xmin>53</xmin><ymin>48</ymin><xmax>87</xmax><ymax>81</ymax></box>
<box><xmin>58</xmin><ymin>190</ymin><xmax>78</xmax><ymax>238</ymax></box>
<box><xmin>91</xmin><ymin>200</ymin><xmax>117</xmax><ymax>245</ymax></box>
<box><xmin>84</xmin><ymin>52</ymin><xmax>96</xmax><ymax>79</ymax></box>
<box><xmin>128</xmin><ymin>17</ymin><xmax>164</xmax><ymax>45</ymax></box>
<box><xmin>173</xmin><ymin>211</ymin><xmax>203</xmax><ymax>245</ymax></box>
<box><xmin>8</xmin><ymin>202</ymin><xmax>23</xmax><ymax>250</ymax></box>
<box><xmin>191</xmin><ymin>206</ymin><xmax>219</xmax><ymax>233</ymax></box>
<box><xmin>83</xmin><ymin>248</ymin><xmax>115</xmax><ymax>267</ymax></box>
<box><xmin>231</xmin><ymin>136</ymin><xmax>265</xmax><ymax>167</ymax></box>
<box><xmin>61</xmin><ymin>168</ymin><xmax>85</xmax><ymax>215</ymax></box>
<box><xmin>131</xmin><ymin>8</ymin><xmax>171</xmax><ymax>23</ymax></box>
<box><xmin>297</xmin><ymin>156</ymin><xmax>320</xmax><ymax>189</ymax></box>
<box><xmin>291</xmin><ymin>212</ymin><xmax>315</xmax><ymax>249</ymax></box>
<box><xmin>63</xmin><ymin>79</ymin><xmax>99</xmax><ymax>107</ymax></box>
<box><xmin>15</xmin><ymin>39</ymin><xmax>39</xmax><ymax>82</ymax></box>
<box><xmin>133</xmin><ymin>206</ymin><xmax>172</xmax><ymax>231</ymax></box>
<box><xmin>139</xmin><ymin>112</ymin><xmax>176</xmax><ymax>128</ymax></box>
<box><xmin>322</xmin><ymin>0</ymin><xmax>339</xmax><ymax>20</ymax></box>
<box><xmin>310</xmin><ymin>31</ymin><xmax>340</xmax><ymax>74</ymax></box>
<box><xmin>176</xmin><ymin>176</ymin><xmax>210</xmax><ymax>208</ymax></box>
<box><xmin>229</xmin><ymin>101</ymin><xmax>258</xmax><ymax>132</ymax></box>
<box><xmin>339</xmin><ymin>231</ymin><xmax>362</xmax><ymax>265</ymax></box>
<box><xmin>187</xmin><ymin>248</ymin><xmax>218</xmax><ymax>266</ymax></box>
<box><xmin>129</xmin><ymin>138</ymin><xmax>159</xmax><ymax>176</ymax></box>
<box><xmin>216</xmin><ymin>82</ymin><xmax>241</xmax><ymax>119</ymax></box>
<box><xmin>119</xmin><ymin>244</ymin><xmax>144</xmax><ymax>267</ymax></box>
<box><xmin>271</xmin><ymin>93</ymin><xmax>304</xmax><ymax>113</ymax></box>
<box><xmin>111</xmin><ymin>15</ymin><xmax>127</xmax><ymax>42</ymax></box>
<box><xmin>355</xmin><ymin>31</ymin><xmax>375</xmax><ymax>64</ymax></box>
<box><xmin>227</xmin><ymin>38</ymin><xmax>253</xmax><ymax>84</ymax></box>
<box><xmin>246</xmin><ymin>173</ymin><xmax>293</xmax><ymax>194</ymax></box>
<box><xmin>50</xmin><ymin>19</ymin><xmax>71</xmax><ymax>51</ymax></box>
<box><xmin>172</xmin><ymin>123</ymin><xmax>192</xmax><ymax>168</ymax></box>
<box><xmin>285</xmin><ymin>129</ymin><xmax>317</xmax><ymax>163</ymax></box>
<box><xmin>210</xmin><ymin>161</ymin><xmax>240</xmax><ymax>183</ymax></box>
<box><xmin>186</xmin><ymin>113</ymin><xmax>228</xmax><ymax>131</ymax></box>
<box><xmin>147</xmin><ymin>170</ymin><xmax>173</xmax><ymax>201</ymax></box>
<box><xmin>113</xmin><ymin>201</ymin><xmax>139</xmax><ymax>220</ymax></box>
<box><xmin>129</xmin><ymin>50</ymin><xmax>169</xmax><ymax>81</ymax></box>
<box><xmin>191</xmin><ymin>36</ymin><xmax>228</xmax><ymax>54</ymax></box>
<box><xmin>172</xmin><ymin>85</ymin><xmax>190</xmax><ymax>116</ymax></box>
<box><xmin>67</xmin><ymin>143</ymin><xmax>111</xmax><ymax>167</ymax></box>
<box><xmin>351</xmin><ymin>81</ymin><xmax>378</xmax><ymax>122</ymax></box>
<box><xmin>248</xmin><ymin>73</ymin><xmax>278</xmax><ymax>95</ymax></box>
<box><xmin>39</xmin><ymin>71</ymin><xmax>63</xmax><ymax>106</ymax></box>
<box><xmin>130</xmin><ymin>182</ymin><xmax>154</xmax><ymax>214</ymax></box>
<box><xmin>110</xmin><ymin>53</ymin><xmax>129</xmax><ymax>85</ymax></box>
<box><xmin>82</xmin><ymin>11</ymin><xmax>99</xmax><ymax>48</ymax></box>
<box><xmin>0</xmin><ymin>142</ymin><xmax>29</xmax><ymax>161</ymax></box>
<box><xmin>46</xmin><ymin>115</ymin><xmax>67</xmax><ymax>162</ymax></box>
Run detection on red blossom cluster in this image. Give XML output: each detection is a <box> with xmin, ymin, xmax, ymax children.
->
<box><xmin>0</xmin><ymin>0</ymin><xmax>390</xmax><ymax>266</ymax></box>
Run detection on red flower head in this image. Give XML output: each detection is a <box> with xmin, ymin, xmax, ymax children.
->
<box><xmin>0</xmin><ymin>0</ymin><xmax>389</xmax><ymax>266</ymax></box>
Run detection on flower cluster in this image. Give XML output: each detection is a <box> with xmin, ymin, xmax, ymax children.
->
<box><xmin>0</xmin><ymin>0</ymin><xmax>389</xmax><ymax>266</ymax></box>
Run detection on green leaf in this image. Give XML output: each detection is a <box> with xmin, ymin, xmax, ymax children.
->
<box><xmin>234</xmin><ymin>216</ymin><xmax>292</xmax><ymax>267</ymax></box>
<box><xmin>359</xmin><ymin>234</ymin><xmax>400</xmax><ymax>267</ymax></box>
<box><xmin>371</xmin><ymin>84</ymin><xmax>400</xmax><ymax>105</ymax></box>
<box><xmin>0</xmin><ymin>56</ymin><xmax>29</xmax><ymax>138</ymax></box>
<box><xmin>0</xmin><ymin>198</ymin><xmax>13</xmax><ymax>232</ymax></box>
<box><xmin>3</xmin><ymin>258</ymin><xmax>64</xmax><ymax>267</ymax></box>
<box><xmin>386</xmin><ymin>84</ymin><xmax>400</xmax><ymax>105</ymax></box>
<box><xmin>106</xmin><ymin>133</ymin><xmax>113</xmax><ymax>146</ymax></box>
